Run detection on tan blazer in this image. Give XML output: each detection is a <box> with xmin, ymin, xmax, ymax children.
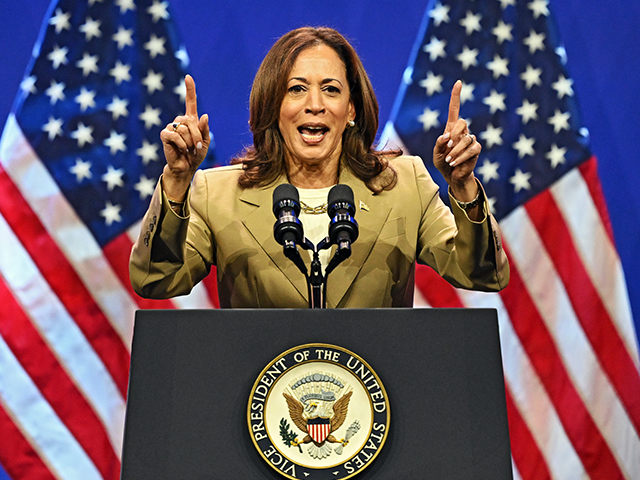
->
<box><xmin>130</xmin><ymin>156</ymin><xmax>509</xmax><ymax>308</ymax></box>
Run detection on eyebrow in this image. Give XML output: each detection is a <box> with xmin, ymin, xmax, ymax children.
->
<box><xmin>288</xmin><ymin>76</ymin><xmax>344</xmax><ymax>87</ymax></box>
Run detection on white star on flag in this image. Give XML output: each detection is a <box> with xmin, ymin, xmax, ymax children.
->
<box><xmin>516</xmin><ymin>99</ymin><xmax>539</xmax><ymax>124</ymax></box>
<box><xmin>136</xmin><ymin>139</ymin><xmax>160</xmax><ymax>165</ymax></box>
<box><xmin>134</xmin><ymin>175</ymin><xmax>156</xmax><ymax>199</ymax></box>
<box><xmin>509</xmin><ymin>168</ymin><xmax>532</xmax><ymax>192</ymax></box>
<box><xmin>49</xmin><ymin>8</ymin><xmax>72</xmax><ymax>33</ymax></box>
<box><xmin>423</xmin><ymin>36</ymin><xmax>447</xmax><ymax>61</ymax></box>
<box><xmin>79</xmin><ymin>17</ymin><xmax>102</xmax><ymax>41</ymax></box>
<box><xmin>100</xmin><ymin>201</ymin><xmax>122</xmax><ymax>225</ymax></box>
<box><xmin>101</xmin><ymin>165</ymin><xmax>125</xmax><ymax>190</ymax></box>
<box><xmin>70</xmin><ymin>121</ymin><xmax>94</xmax><ymax>147</ymax></box>
<box><xmin>42</xmin><ymin>116</ymin><xmax>64</xmax><ymax>140</ymax></box>
<box><xmin>480</xmin><ymin>123</ymin><xmax>504</xmax><ymax>149</ymax></box>
<box><xmin>419</xmin><ymin>72</ymin><xmax>444</xmax><ymax>96</ymax></box>
<box><xmin>139</xmin><ymin>105</ymin><xmax>162</xmax><ymax>129</ymax></box>
<box><xmin>106</xmin><ymin>96</ymin><xmax>129</xmax><ymax>120</ymax></box>
<box><xmin>69</xmin><ymin>158</ymin><xmax>93</xmax><ymax>182</ymax></box>
<box><xmin>512</xmin><ymin>133</ymin><xmax>536</xmax><ymax>158</ymax></box>
<box><xmin>418</xmin><ymin>107</ymin><xmax>440</xmax><ymax>131</ymax></box>
<box><xmin>142</xmin><ymin>70</ymin><xmax>164</xmax><ymax>94</ymax></box>
<box><xmin>552</xmin><ymin>74</ymin><xmax>574</xmax><ymax>98</ymax></box>
<box><xmin>456</xmin><ymin>45</ymin><xmax>479</xmax><ymax>70</ymax></box>
<box><xmin>110</xmin><ymin>60</ymin><xmax>132</xmax><ymax>84</ymax></box>
<box><xmin>144</xmin><ymin>34</ymin><xmax>167</xmax><ymax>58</ymax></box>
<box><xmin>483</xmin><ymin>90</ymin><xmax>506</xmax><ymax>114</ymax></box>
<box><xmin>477</xmin><ymin>158</ymin><xmax>501</xmax><ymax>183</ymax></box>
<box><xmin>45</xmin><ymin>80</ymin><xmax>66</xmax><ymax>104</ymax></box>
<box><xmin>103</xmin><ymin>130</ymin><xmax>127</xmax><ymax>155</ymax></box>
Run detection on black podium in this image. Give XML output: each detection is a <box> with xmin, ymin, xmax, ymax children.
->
<box><xmin>120</xmin><ymin>308</ymin><xmax>513</xmax><ymax>479</ymax></box>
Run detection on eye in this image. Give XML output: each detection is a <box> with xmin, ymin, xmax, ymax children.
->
<box><xmin>323</xmin><ymin>85</ymin><xmax>341</xmax><ymax>94</ymax></box>
<box><xmin>288</xmin><ymin>85</ymin><xmax>305</xmax><ymax>94</ymax></box>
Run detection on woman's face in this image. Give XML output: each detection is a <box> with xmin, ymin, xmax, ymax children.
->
<box><xmin>279</xmin><ymin>44</ymin><xmax>355</xmax><ymax>172</ymax></box>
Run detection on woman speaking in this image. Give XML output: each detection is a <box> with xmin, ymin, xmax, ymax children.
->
<box><xmin>129</xmin><ymin>27</ymin><xmax>509</xmax><ymax>308</ymax></box>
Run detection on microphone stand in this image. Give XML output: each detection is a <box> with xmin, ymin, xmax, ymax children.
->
<box><xmin>275</xmin><ymin>184</ymin><xmax>357</xmax><ymax>309</ymax></box>
<box><xmin>288</xmin><ymin>237</ymin><xmax>351</xmax><ymax>309</ymax></box>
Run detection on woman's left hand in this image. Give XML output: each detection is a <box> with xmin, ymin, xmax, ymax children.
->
<box><xmin>433</xmin><ymin>80</ymin><xmax>481</xmax><ymax>201</ymax></box>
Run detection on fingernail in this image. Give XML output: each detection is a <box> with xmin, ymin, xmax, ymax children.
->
<box><xmin>196</xmin><ymin>142</ymin><xmax>203</xmax><ymax>150</ymax></box>
<box><xmin>443</xmin><ymin>132</ymin><xmax>450</xmax><ymax>140</ymax></box>
<box><xmin>445</xmin><ymin>155</ymin><xmax>452</xmax><ymax>164</ymax></box>
<box><xmin>449</xmin><ymin>160</ymin><xmax>456</xmax><ymax>167</ymax></box>
<box><xmin>447</xmin><ymin>139</ymin><xmax>453</xmax><ymax>148</ymax></box>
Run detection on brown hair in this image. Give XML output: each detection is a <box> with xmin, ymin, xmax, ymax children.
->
<box><xmin>231</xmin><ymin>26</ymin><xmax>400</xmax><ymax>192</ymax></box>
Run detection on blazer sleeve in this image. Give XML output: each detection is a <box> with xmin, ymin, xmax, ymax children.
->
<box><xmin>413</xmin><ymin>156</ymin><xmax>510</xmax><ymax>292</ymax></box>
<box><xmin>129</xmin><ymin>171</ymin><xmax>214</xmax><ymax>299</ymax></box>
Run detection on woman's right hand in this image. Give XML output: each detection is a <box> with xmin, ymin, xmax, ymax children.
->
<box><xmin>160</xmin><ymin>74</ymin><xmax>210</xmax><ymax>201</ymax></box>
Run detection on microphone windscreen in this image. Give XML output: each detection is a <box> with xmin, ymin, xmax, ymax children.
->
<box><xmin>328</xmin><ymin>184</ymin><xmax>355</xmax><ymax>216</ymax></box>
<box><xmin>273</xmin><ymin>183</ymin><xmax>300</xmax><ymax>216</ymax></box>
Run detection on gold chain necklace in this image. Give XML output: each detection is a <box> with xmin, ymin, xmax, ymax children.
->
<box><xmin>299</xmin><ymin>201</ymin><xmax>328</xmax><ymax>214</ymax></box>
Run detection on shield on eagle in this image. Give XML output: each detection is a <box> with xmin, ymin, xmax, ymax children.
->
<box><xmin>307</xmin><ymin>417</ymin><xmax>331</xmax><ymax>443</ymax></box>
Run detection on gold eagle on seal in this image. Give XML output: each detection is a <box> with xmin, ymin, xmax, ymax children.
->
<box><xmin>282</xmin><ymin>390</ymin><xmax>354</xmax><ymax>459</ymax></box>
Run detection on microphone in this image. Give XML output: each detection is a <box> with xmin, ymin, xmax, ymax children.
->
<box><xmin>273</xmin><ymin>184</ymin><xmax>304</xmax><ymax>255</ymax></box>
<box><xmin>327</xmin><ymin>185</ymin><xmax>359</xmax><ymax>260</ymax></box>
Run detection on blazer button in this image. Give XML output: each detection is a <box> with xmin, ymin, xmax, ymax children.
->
<box><xmin>144</xmin><ymin>231</ymin><xmax>150</xmax><ymax>247</ymax></box>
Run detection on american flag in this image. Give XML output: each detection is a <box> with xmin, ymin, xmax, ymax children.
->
<box><xmin>381</xmin><ymin>0</ymin><xmax>640</xmax><ymax>478</ymax></box>
<box><xmin>0</xmin><ymin>0</ymin><xmax>217</xmax><ymax>478</ymax></box>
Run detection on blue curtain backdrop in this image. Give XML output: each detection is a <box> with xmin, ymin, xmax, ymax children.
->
<box><xmin>2</xmin><ymin>0</ymin><xmax>639</xmax><ymax>344</ymax></box>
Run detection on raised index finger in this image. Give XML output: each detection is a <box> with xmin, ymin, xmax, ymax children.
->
<box><xmin>184</xmin><ymin>74</ymin><xmax>198</xmax><ymax>118</ymax></box>
<box><xmin>445</xmin><ymin>80</ymin><xmax>462</xmax><ymax>133</ymax></box>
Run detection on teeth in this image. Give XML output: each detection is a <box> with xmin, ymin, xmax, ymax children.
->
<box><xmin>299</xmin><ymin>125</ymin><xmax>326</xmax><ymax>140</ymax></box>
<box><xmin>301</xmin><ymin>132</ymin><xmax>324</xmax><ymax>139</ymax></box>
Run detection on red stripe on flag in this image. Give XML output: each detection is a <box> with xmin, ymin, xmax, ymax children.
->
<box><xmin>0</xmin><ymin>279</ymin><xmax>120</xmax><ymax>479</ymax></box>
<box><xmin>0</xmin><ymin>401</ymin><xmax>56</xmax><ymax>480</ymax></box>
<box><xmin>578</xmin><ymin>156</ymin><xmax>615</xmax><ymax>244</ymax></box>
<box><xmin>499</xmin><ymin>256</ymin><xmax>624</xmax><ymax>478</ymax></box>
<box><xmin>103</xmin><ymin>233</ymin><xmax>177</xmax><ymax>310</ymax></box>
<box><xmin>526</xmin><ymin>188</ymin><xmax>640</xmax><ymax>434</ymax></box>
<box><xmin>0</xmin><ymin>167</ymin><xmax>130</xmax><ymax>397</ymax></box>
<box><xmin>414</xmin><ymin>263</ymin><xmax>465</xmax><ymax>307</ymax></box>
<box><xmin>504</xmin><ymin>383</ymin><xmax>552</xmax><ymax>480</ymax></box>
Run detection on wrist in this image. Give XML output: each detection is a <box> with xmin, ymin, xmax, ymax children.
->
<box><xmin>161</xmin><ymin>166</ymin><xmax>192</xmax><ymax>202</ymax></box>
<box><xmin>450</xmin><ymin>178</ymin><xmax>479</xmax><ymax>203</ymax></box>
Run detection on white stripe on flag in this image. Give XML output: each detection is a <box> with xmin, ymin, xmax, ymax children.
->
<box><xmin>551</xmin><ymin>168</ymin><xmax>639</xmax><ymax>366</ymax></box>
<box><xmin>511</xmin><ymin>460</ymin><xmax>523</xmax><ymax>480</ymax></box>
<box><xmin>0</xmin><ymin>115</ymin><xmax>136</xmax><ymax>345</ymax></box>
<box><xmin>501</xmin><ymin>206</ymin><xmax>640</xmax><ymax>478</ymax></box>
<box><xmin>457</xmin><ymin>289</ymin><xmax>587</xmax><ymax>479</ymax></box>
<box><xmin>0</xmin><ymin>211</ymin><xmax>125</xmax><ymax>456</ymax></box>
<box><xmin>0</xmin><ymin>335</ymin><xmax>102</xmax><ymax>480</ymax></box>
<box><xmin>413</xmin><ymin>282</ymin><xmax>431</xmax><ymax>308</ymax></box>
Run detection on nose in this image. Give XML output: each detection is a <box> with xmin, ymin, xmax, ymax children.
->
<box><xmin>305</xmin><ymin>87</ymin><xmax>325</xmax><ymax>115</ymax></box>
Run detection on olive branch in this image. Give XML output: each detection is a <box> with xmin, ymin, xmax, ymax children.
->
<box><xmin>279</xmin><ymin>418</ymin><xmax>302</xmax><ymax>453</ymax></box>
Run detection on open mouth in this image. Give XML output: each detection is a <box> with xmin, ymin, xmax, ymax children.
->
<box><xmin>298</xmin><ymin>124</ymin><xmax>328</xmax><ymax>142</ymax></box>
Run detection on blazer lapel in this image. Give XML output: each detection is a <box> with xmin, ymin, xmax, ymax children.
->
<box><xmin>240</xmin><ymin>178</ymin><xmax>310</xmax><ymax>302</ymax></box>
<box><xmin>238</xmin><ymin>166</ymin><xmax>392</xmax><ymax>308</ymax></box>
<box><xmin>326</xmin><ymin>167</ymin><xmax>392</xmax><ymax>307</ymax></box>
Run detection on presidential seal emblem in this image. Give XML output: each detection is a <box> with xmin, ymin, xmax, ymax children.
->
<box><xmin>247</xmin><ymin>344</ymin><xmax>390</xmax><ymax>479</ymax></box>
